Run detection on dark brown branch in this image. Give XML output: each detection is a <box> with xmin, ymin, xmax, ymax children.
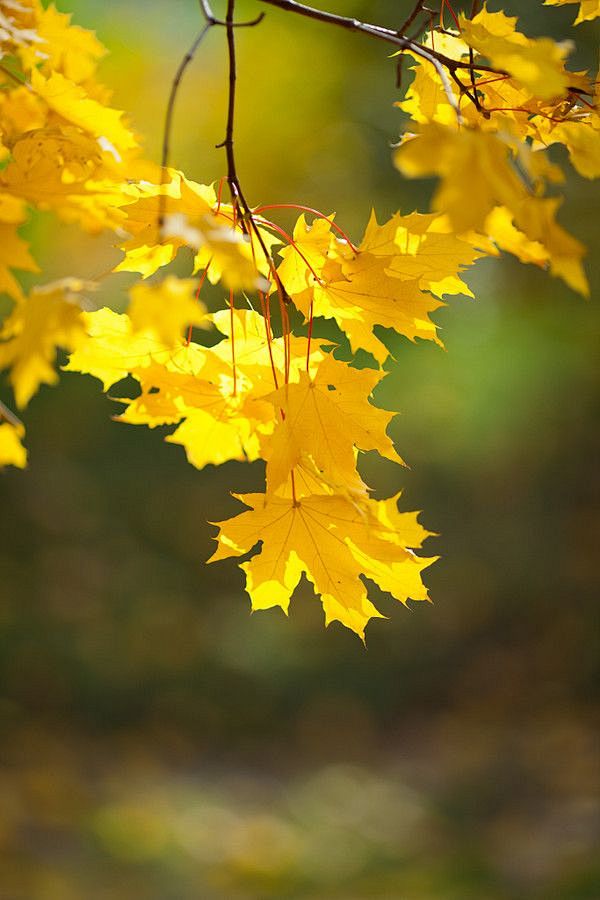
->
<box><xmin>450</xmin><ymin>69</ymin><xmax>481</xmax><ymax>112</ymax></box>
<box><xmin>255</xmin><ymin>0</ymin><xmax>511</xmax><ymax>120</ymax></box>
<box><xmin>199</xmin><ymin>0</ymin><xmax>265</xmax><ymax>28</ymax></box>
<box><xmin>158</xmin><ymin>1</ymin><xmax>265</xmax><ymax>233</ymax></box>
<box><xmin>220</xmin><ymin>0</ymin><xmax>288</xmax><ymax>298</ymax></box>
<box><xmin>399</xmin><ymin>0</ymin><xmax>427</xmax><ymax>36</ymax></box>
<box><xmin>468</xmin><ymin>0</ymin><xmax>480</xmax><ymax>98</ymax></box>
<box><xmin>257</xmin><ymin>0</ymin><xmax>504</xmax><ymax>76</ymax></box>
<box><xmin>221</xmin><ymin>0</ymin><xmax>242</xmax><ymax>208</ymax></box>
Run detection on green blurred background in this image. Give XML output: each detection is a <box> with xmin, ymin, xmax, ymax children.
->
<box><xmin>0</xmin><ymin>1</ymin><xmax>598</xmax><ymax>898</ymax></box>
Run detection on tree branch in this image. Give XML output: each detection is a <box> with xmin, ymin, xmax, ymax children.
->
<box><xmin>256</xmin><ymin>0</ymin><xmax>503</xmax><ymax>75</ymax></box>
<box><xmin>0</xmin><ymin>400</ymin><xmax>23</xmax><ymax>428</ymax></box>
<box><xmin>255</xmin><ymin>0</ymin><xmax>506</xmax><ymax>119</ymax></box>
<box><xmin>399</xmin><ymin>0</ymin><xmax>428</xmax><ymax>36</ymax></box>
<box><xmin>199</xmin><ymin>0</ymin><xmax>265</xmax><ymax>27</ymax></box>
<box><xmin>158</xmin><ymin>1</ymin><xmax>265</xmax><ymax>233</ymax></box>
<box><xmin>161</xmin><ymin>24</ymin><xmax>212</xmax><ymax>176</ymax></box>
<box><xmin>219</xmin><ymin>0</ymin><xmax>288</xmax><ymax>299</ymax></box>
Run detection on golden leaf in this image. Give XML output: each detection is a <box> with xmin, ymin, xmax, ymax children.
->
<box><xmin>459</xmin><ymin>6</ymin><xmax>573</xmax><ymax>101</ymax></box>
<box><xmin>0</xmin><ymin>278</ymin><xmax>89</xmax><ymax>407</ymax></box>
<box><xmin>128</xmin><ymin>276</ymin><xmax>208</xmax><ymax>346</ymax></box>
<box><xmin>19</xmin><ymin>2</ymin><xmax>106</xmax><ymax>83</ymax></box>
<box><xmin>263</xmin><ymin>353</ymin><xmax>402</xmax><ymax>497</ymax></box>
<box><xmin>0</xmin><ymin>420</ymin><xmax>27</xmax><ymax>468</ymax></box>
<box><xmin>543</xmin><ymin>0</ymin><xmax>600</xmax><ymax>26</ymax></box>
<box><xmin>31</xmin><ymin>69</ymin><xmax>137</xmax><ymax>155</ymax></box>
<box><xmin>209</xmin><ymin>490</ymin><xmax>436</xmax><ymax>638</ymax></box>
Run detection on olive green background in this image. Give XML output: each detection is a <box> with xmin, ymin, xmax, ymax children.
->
<box><xmin>0</xmin><ymin>2</ymin><xmax>598</xmax><ymax>897</ymax></box>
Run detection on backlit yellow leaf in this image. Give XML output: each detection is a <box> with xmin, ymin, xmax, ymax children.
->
<box><xmin>209</xmin><ymin>491</ymin><xmax>436</xmax><ymax>638</ymax></box>
<box><xmin>19</xmin><ymin>2</ymin><xmax>106</xmax><ymax>82</ymax></box>
<box><xmin>459</xmin><ymin>6</ymin><xmax>573</xmax><ymax>101</ymax></box>
<box><xmin>276</xmin><ymin>214</ymin><xmax>337</xmax><ymax>295</ymax></box>
<box><xmin>395</xmin><ymin>123</ymin><xmax>589</xmax><ymax>294</ymax></box>
<box><xmin>63</xmin><ymin>307</ymin><xmax>174</xmax><ymax>391</ymax></box>
<box><xmin>0</xmin><ymin>278</ymin><xmax>89</xmax><ymax>407</ymax></box>
<box><xmin>362</xmin><ymin>210</ymin><xmax>482</xmax><ymax>298</ymax></box>
<box><xmin>0</xmin><ymin>220</ymin><xmax>39</xmax><ymax>301</ymax></box>
<box><xmin>544</xmin><ymin>0</ymin><xmax>600</xmax><ymax>25</ymax></box>
<box><xmin>263</xmin><ymin>352</ymin><xmax>402</xmax><ymax>497</ymax></box>
<box><xmin>31</xmin><ymin>69</ymin><xmax>137</xmax><ymax>155</ymax></box>
<box><xmin>128</xmin><ymin>276</ymin><xmax>208</xmax><ymax>346</ymax></box>
<box><xmin>0</xmin><ymin>420</ymin><xmax>27</xmax><ymax>468</ymax></box>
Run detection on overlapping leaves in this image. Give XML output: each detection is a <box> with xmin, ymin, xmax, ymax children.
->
<box><xmin>0</xmin><ymin>0</ymin><xmax>598</xmax><ymax>637</ymax></box>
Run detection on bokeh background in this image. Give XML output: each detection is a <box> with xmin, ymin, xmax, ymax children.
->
<box><xmin>0</xmin><ymin>1</ymin><xmax>598</xmax><ymax>898</ymax></box>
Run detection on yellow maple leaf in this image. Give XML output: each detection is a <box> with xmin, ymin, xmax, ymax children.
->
<box><xmin>515</xmin><ymin>197</ymin><xmax>588</xmax><ymax>296</ymax></box>
<box><xmin>114</xmin><ymin>173</ymin><xmax>216</xmax><ymax>278</ymax></box>
<box><xmin>0</xmin><ymin>278</ymin><xmax>89</xmax><ymax>407</ymax></box>
<box><xmin>209</xmin><ymin>491</ymin><xmax>436</xmax><ymax>638</ymax></box>
<box><xmin>114</xmin><ymin>357</ymin><xmax>215</xmax><ymax>427</ymax></box>
<box><xmin>544</xmin><ymin>0</ymin><xmax>600</xmax><ymax>25</ymax></box>
<box><xmin>0</xmin><ymin>192</ymin><xmax>27</xmax><ymax>225</ymax></box>
<box><xmin>115</xmin><ymin>171</ymin><xmax>280</xmax><ymax>287</ymax></box>
<box><xmin>31</xmin><ymin>69</ymin><xmax>137</xmax><ymax>156</ymax></box>
<box><xmin>276</xmin><ymin>214</ymin><xmax>338</xmax><ymax>295</ymax></box>
<box><xmin>459</xmin><ymin>6</ymin><xmax>573</xmax><ymax>101</ymax></box>
<box><xmin>361</xmin><ymin>210</ymin><xmax>482</xmax><ymax>298</ymax></box>
<box><xmin>76</xmin><ymin>308</ymin><xmax>278</xmax><ymax>469</ymax></box>
<box><xmin>395</xmin><ymin>123</ymin><xmax>526</xmax><ymax>233</ymax></box>
<box><xmin>0</xmin><ymin>0</ymin><xmax>40</xmax><ymax>57</ymax></box>
<box><xmin>209</xmin><ymin>308</ymin><xmax>325</xmax><ymax>393</ymax></box>
<box><xmin>395</xmin><ymin>123</ymin><xmax>588</xmax><ymax>293</ymax></box>
<box><xmin>3</xmin><ymin>128</ymin><xmax>102</xmax><ymax>201</ymax></box>
<box><xmin>63</xmin><ymin>307</ymin><xmax>176</xmax><ymax>390</ymax></box>
<box><xmin>2</xmin><ymin>128</ymin><xmax>131</xmax><ymax>232</ymax></box>
<box><xmin>19</xmin><ymin>2</ymin><xmax>106</xmax><ymax>83</ymax></box>
<box><xmin>111</xmin><ymin>344</ymin><xmax>273</xmax><ymax>469</ymax></box>
<box><xmin>0</xmin><ymin>190</ymin><xmax>37</xmax><ymax>298</ymax></box>
<box><xmin>0</xmin><ymin>85</ymin><xmax>47</xmax><ymax>145</ymax></box>
<box><xmin>191</xmin><ymin>217</ymin><xmax>278</xmax><ymax>293</ymax></box>
<box><xmin>263</xmin><ymin>352</ymin><xmax>403</xmax><ymax>497</ymax></box>
<box><xmin>0</xmin><ymin>420</ymin><xmax>27</xmax><ymax>468</ymax></box>
<box><xmin>128</xmin><ymin>276</ymin><xmax>208</xmax><ymax>346</ymax></box>
<box><xmin>297</xmin><ymin>251</ymin><xmax>443</xmax><ymax>362</ymax></box>
<box><xmin>397</xmin><ymin>51</ymin><xmax>462</xmax><ymax>127</ymax></box>
<box><xmin>484</xmin><ymin>206</ymin><xmax>549</xmax><ymax>268</ymax></box>
<box><xmin>166</xmin><ymin>405</ymin><xmax>266</xmax><ymax>469</ymax></box>
<box><xmin>537</xmin><ymin>121</ymin><xmax>600</xmax><ymax>179</ymax></box>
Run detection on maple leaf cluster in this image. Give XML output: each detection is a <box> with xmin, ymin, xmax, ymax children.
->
<box><xmin>0</xmin><ymin>0</ymin><xmax>598</xmax><ymax>637</ymax></box>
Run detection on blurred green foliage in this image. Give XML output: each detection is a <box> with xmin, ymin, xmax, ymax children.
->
<box><xmin>0</xmin><ymin>1</ymin><xmax>598</xmax><ymax>898</ymax></box>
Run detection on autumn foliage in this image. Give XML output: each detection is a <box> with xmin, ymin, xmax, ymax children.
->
<box><xmin>0</xmin><ymin>0</ymin><xmax>598</xmax><ymax>638</ymax></box>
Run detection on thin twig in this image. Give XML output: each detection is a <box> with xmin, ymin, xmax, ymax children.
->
<box><xmin>397</xmin><ymin>0</ymin><xmax>429</xmax><ymax>90</ymax></box>
<box><xmin>158</xmin><ymin>22</ymin><xmax>212</xmax><ymax>234</ymax></box>
<box><xmin>0</xmin><ymin>63</ymin><xmax>27</xmax><ymax>87</ymax></box>
<box><xmin>256</xmin><ymin>0</ymin><xmax>502</xmax><ymax>73</ymax></box>
<box><xmin>411</xmin><ymin>41</ymin><xmax>463</xmax><ymax>121</ymax></box>
<box><xmin>219</xmin><ymin>0</ymin><xmax>289</xmax><ymax>301</ymax></box>
<box><xmin>199</xmin><ymin>0</ymin><xmax>265</xmax><ymax>27</ymax></box>
<box><xmin>399</xmin><ymin>0</ymin><xmax>427</xmax><ymax>35</ymax></box>
<box><xmin>158</xmin><ymin>1</ymin><xmax>266</xmax><ymax>234</ymax></box>
<box><xmin>450</xmin><ymin>69</ymin><xmax>480</xmax><ymax>112</ymax></box>
<box><xmin>468</xmin><ymin>0</ymin><xmax>479</xmax><ymax>98</ymax></box>
<box><xmin>198</xmin><ymin>0</ymin><xmax>215</xmax><ymax>22</ymax></box>
<box><xmin>161</xmin><ymin>25</ymin><xmax>211</xmax><ymax>176</ymax></box>
<box><xmin>0</xmin><ymin>400</ymin><xmax>23</xmax><ymax>428</ymax></box>
<box><xmin>255</xmin><ymin>0</ymin><xmax>499</xmax><ymax>119</ymax></box>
